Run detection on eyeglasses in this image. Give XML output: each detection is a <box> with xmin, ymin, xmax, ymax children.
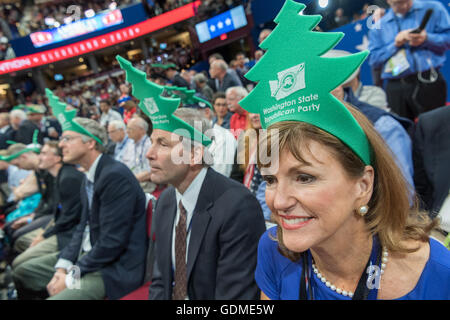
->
<box><xmin>59</xmin><ymin>135</ymin><xmax>83</xmax><ymax>143</ymax></box>
<box><xmin>108</xmin><ymin>129</ymin><xmax>120</xmax><ymax>134</ymax></box>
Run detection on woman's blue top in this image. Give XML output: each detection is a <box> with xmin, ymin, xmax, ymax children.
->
<box><xmin>255</xmin><ymin>227</ymin><xmax>450</xmax><ymax>300</ymax></box>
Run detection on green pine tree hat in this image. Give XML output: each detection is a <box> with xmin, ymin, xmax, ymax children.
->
<box><xmin>116</xmin><ymin>55</ymin><xmax>212</xmax><ymax>147</ymax></box>
<box><xmin>164</xmin><ymin>85</ymin><xmax>213</xmax><ymax>110</ymax></box>
<box><xmin>12</xmin><ymin>104</ymin><xmax>46</xmax><ymax>114</ymax></box>
<box><xmin>0</xmin><ymin>130</ymin><xmax>41</xmax><ymax>162</ymax></box>
<box><xmin>12</xmin><ymin>104</ymin><xmax>28</xmax><ymax>111</ymax></box>
<box><xmin>25</xmin><ymin>104</ymin><xmax>46</xmax><ymax>114</ymax></box>
<box><xmin>239</xmin><ymin>0</ymin><xmax>372</xmax><ymax>165</ymax></box>
<box><xmin>150</xmin><ymin>63</ymin><xmax>177</xmax><ymax>70</ymax></box>
<box><xmin>45</xmin><ymin>88</ymin><xmax>104</xmax><ymax>145</ymax></box>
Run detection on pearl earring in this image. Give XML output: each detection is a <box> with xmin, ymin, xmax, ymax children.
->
<box><xmin>358</xmin><ymin>205</ymin><xmax>369</xmax><ymax>216</ymax></box>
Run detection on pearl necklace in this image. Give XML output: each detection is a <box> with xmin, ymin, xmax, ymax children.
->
<box><xmin>311</xmin><ymin>247</ymin><xmax>389</xmax><ymax>298</ymax></box>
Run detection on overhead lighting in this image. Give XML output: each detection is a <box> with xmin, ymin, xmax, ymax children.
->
<box><xmin>85</xmin><ymin>9</ymin><xmax>95</xmax><ymax>18</ymax></box>
<box><xmin>64</xmin><ymin>16</ymin><xmax>73</xmax><ymax>24</ymax></box>
<box><xmin>44</xmin><ymin>17</ymin><xmax>56</xmax><ymax>26</ymax></box>
<box><xmin>0</xmin><ymin>83</ymin><xmax>10</xmax><ymax>95</ymax></box>
<box><xmin>318</xmin><ymin>0</ymin><xmax>329</xmax><ymax>8</ymax></box>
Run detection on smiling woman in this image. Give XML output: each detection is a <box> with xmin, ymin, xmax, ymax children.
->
<box><xmin>255</xmin><ymin>103</ymin><xmax>450</xmax><ymax>300</ymax></box>
<box><xmin>260</xmin><ymin>103</ymin><xmax>433</xmax><ymax>258</ymax></box>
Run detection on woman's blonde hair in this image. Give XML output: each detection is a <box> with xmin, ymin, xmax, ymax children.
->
<box><xmin>259</xmin><ymin>102</ymin><xmax>437</xmax><ymax>262</ymax></box>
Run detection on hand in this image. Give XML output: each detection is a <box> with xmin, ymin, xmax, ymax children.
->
<box><xmin>409</xmin><ymin>29</ymin><xmax>427</xmax><ymax>47</ymax></box>
<box><xmin>30</xmin><ymin>234</ymin><xmax>44</xmax><ymax>247</ymax></box>
<box><xmin>395</xmin><ymin>29</ymin><xmax>413</xmax><ymax>47</ymax></box>
<box><xmin>13</xmin><ymin>188</ymin><xmax>23</xmax><ymax>200</ymax></box>
<box><xmin>47</xmin><ymin>271</ymin><xmax>67</xmax><ymax>296</ymax></box>
<box><xmin>11</xmin><ymin>217</ymin><xmax>30</xmax><ymax>230</ymax></box>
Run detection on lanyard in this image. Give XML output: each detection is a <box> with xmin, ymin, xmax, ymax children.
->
<box><xmin>133</xmin><ymin>136</ymin><xmax>148</xmax><ymax>169</ymax></box>
<box><xmin>392</xmin><ymin>10</ymin><xmax>436</xmax><ymax>80</ymax></box>
<box><xmin>299</xmin><ymin>235</ymin><xmax>382</xmax><ymax>300</ymax></box>
<box><xmin>392</xmin><ymin>13</ymin><xmax>419</xmax><ymax>72</ymax></box>
<box><xmin>117</xmin><ymin>136</ymin><xmax>129</xmax><ymax>154</ymax></box>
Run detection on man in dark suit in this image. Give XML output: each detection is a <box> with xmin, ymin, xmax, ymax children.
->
<box><xmin>41</xmin><ymin>117</ymin><xmax>62</xmax><ymax>142</ymax></box>
<box><xmin>210</xmin><ymin>59</ymin><xmax>242</xmax><ymax>93</ymax></box>
<box><xmin>413</xmin><ymin>106</ymin><xmax>450</xmax><ymax>225</ymax></box>
<box><xmin>165</xmin><ymin>64</ymin><xmax>190</xmax><ymax>88</ymax></box>
<box><xmin>147</xmin><ymin>108</ymin><xmax>266</xmax><ymax>300</ymax></box>
<box><xmin>13</xmin><ymin>118</ymin><xmax>148</xmax><ymax>300</ymax></box>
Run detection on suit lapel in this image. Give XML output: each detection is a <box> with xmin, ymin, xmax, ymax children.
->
<box><xmin>87</xmin><ymin>155</ymin><xmax>108</xmax><ymax>241</ymax></box>
<box><xmin>186</xmin><ymin>169</ymin><xmax>215</xmax><ymax>281</ymax></box>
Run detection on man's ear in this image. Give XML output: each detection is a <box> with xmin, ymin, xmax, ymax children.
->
<box><xmin>86</xmin><ymin>138</ymin><xmax>97</xmax><ymax>151</ymax></box>
<box><xmin>191</xmin><ymin>144</ymin><xmax>204</xmax><ymax>166</ymax></box>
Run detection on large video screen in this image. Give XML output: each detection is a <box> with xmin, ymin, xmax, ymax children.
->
<box><xmin>30</xmin><ymin>9</ymin><xmax>124</xmax><ymax>48</ymax></box>
<box><xmin>195</xmin><ymin>5</ymin><xmax>247</xmax><ymax>43</ymax></box>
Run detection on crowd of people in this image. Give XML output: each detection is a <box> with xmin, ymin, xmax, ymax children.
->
<box><xmin>20</xmin><ymin>0</ymin><xmax>137</xmax><ymax>35</ymax></box>
<box><xmin>0</xmin><ymin>0</ymin><xmax>448</xmax><ymax>301</ymax></box>
<box><xmin>0</xmin><ymin>0</ymin><xmax>201</xmax><ymax>61</ymax></box>
<box><xmin>8</xmin><ymin>42</ymin><xmax>196</xmax><ymax>119</ymax></box>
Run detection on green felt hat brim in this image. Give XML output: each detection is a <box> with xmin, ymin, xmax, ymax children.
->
<box><xmin>117</xmin><ymin>55</ymin><xmax>212</xmax><ymax>147</ymax></box>
<box><xmin>0</xmin><ymin>146</ymin><xmax>40</xmax><ymax>162</ymax></box>
<box><xmin>45</xmin><ymin>88</ymin><xmax>104</xmax><ymax>146</ymax></box>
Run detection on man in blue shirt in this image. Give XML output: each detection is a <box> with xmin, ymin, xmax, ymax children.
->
<box><xmin>107</xmin><ymin>120</ymin><xmax>131</xmax><ymax>163</ymax></box>
<box><xmin>368</xmin><ymin>0</ymin><xmax>450</xmax><ymax>120</ymax></box>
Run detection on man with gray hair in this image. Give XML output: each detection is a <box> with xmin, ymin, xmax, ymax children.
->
<box><xmin>146</xmin><ymin>108</ymin><xmax>265</xmax><ymax>300</ymax></box>
<box><xmin>209</xmin><ymin>59</ymin><xmax>242</xmax><ymax>93</ymax></box>
<box><xmin>125</xmin><ymin>116</ymin><xmax>154</xmax><ymax>193</ymax></box>
<box><xmin>179</xmin><ymin>101</ymin><xmax>236</xmax><ymax>178</ymax></box>
<box><xmin>193</xmin><ymin>73</ymin><xmax>214</xmax><ymax>101</ymax></box>
<box><xmin>107</xmin><ymin>120</ymin><xmax>131</xmax><ymax>163</ymax></box>
<box><xmin>13</xmin><ymin>117</ymin><xmax>148</xmax><ymax>300</ymax></box>
<box><xmin>226</xmin><ymin>86</ymin><xmax>249</xmax><ymax>139</ymax></box>
<box><xmin>0</xmin><ymin>109</ymin><xmax>27</xmax><ymax>149</ymax></box>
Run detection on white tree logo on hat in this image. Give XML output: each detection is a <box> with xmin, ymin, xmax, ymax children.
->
<box><xmin>269</xmin><ymin>62</ymin><xmax>305</xmax><ymax>101</ymax></box>
<box><xmin>143</xmin><ymin>97</ymin><xmax>159</xmax><ymax>115</ymax></box>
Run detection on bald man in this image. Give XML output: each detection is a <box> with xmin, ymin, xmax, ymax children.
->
<box><xmin>124</xmin><ymin>117</ymin><xmax>155</xmax><ymax>193</ymax></box>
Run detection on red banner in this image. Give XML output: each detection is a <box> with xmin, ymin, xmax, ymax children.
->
<box><xmin>0</xmin><ymin>1</ymin><xmax>200</xmax><ymax>75</ymax></box>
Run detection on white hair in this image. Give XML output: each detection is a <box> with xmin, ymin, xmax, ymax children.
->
<box><xmin>109</xmin><ymin>120</ymin><xmax>126</xmax><ymax>131</ymax></box>
<box><xmin>10</xmin><ymin>109</ymin><xmax>27</xmax><ymax>120</ymax></box>
<box><xmin>226</xmin><ymin>86</ymin><xmax>248</xmax><ymax>99</ymax></box>
<box><xmin>193</xmin><ymin>73</ymin><xmax>208</xmax><ymax>84</ymax></box>
<box><xmin>130</xmin><ymin>116</ymin><xmax>149</xmax><ymax>132</ymax></box>
<box><xmin>213</xmin><ymin>59</ymin><xmax>228</xmax><ymax>72</ymax></box>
